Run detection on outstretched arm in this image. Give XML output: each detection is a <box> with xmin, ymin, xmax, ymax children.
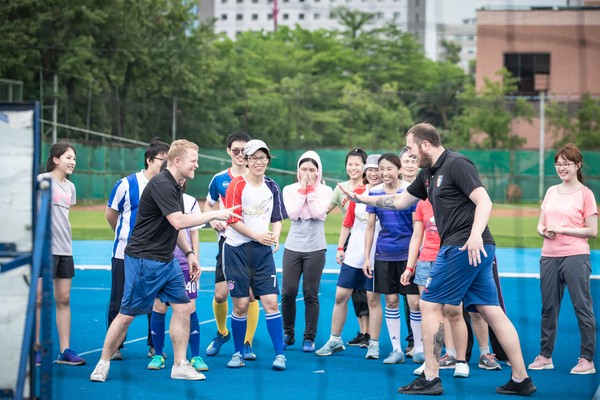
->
<box><xmin>337</xmin><ymin>183</ymin><xmax>419</xmax><ymax>210</ymax></box>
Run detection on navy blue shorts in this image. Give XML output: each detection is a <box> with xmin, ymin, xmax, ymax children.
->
<box><xmin>223</xmin><ymin>241</ymin><xmax>279</xmax><ymax>298</ymax></box>
<box><xmin>120</xmin><ymin>255</ymin><xmax>190</xmax><ymax>316</ymax></box>
<box><xmin>337</xmin><ymin>263</ymin><xmax>367</xmax><ymax>290</ymax></box>
<box><xmin>421</xmin><ymin>244</ymin><xmax>499</xmax><ymax>312</ymax></box>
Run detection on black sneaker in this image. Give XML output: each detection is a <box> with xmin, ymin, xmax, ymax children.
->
<box><xmin>347</xmin><ymin>332</ymin><xmax>364</xmax><ymax>347</ymax></box>
<box><xmin>360</xmin><ymin>333</ymin><xmax>371</xmax><ymax>348</ymax></box>
<box><xmin>496</xmin><ymin>377</ymin><xmax>536</xmax><ymax>395</ymax></box>
<box><xmin>397</xmin><ymin>374</ymin><xmax>443</xmax><ymax>395</ymax></box>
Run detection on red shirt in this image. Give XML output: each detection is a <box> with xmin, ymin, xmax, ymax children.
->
<box><xmin>414</xmin><ymin>199</ymin><xmax>441</xmax><ymax>261</ymax></box>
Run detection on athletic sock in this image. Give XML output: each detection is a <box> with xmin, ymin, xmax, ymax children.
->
<box><xmin>479</xmin><ymin>346</ymin><xmax>490</xmax><ymax>356</ymax></box>
<box><xmin>446</xmin><ymin>348</ymin><xmax>457</xmax><ymax>358</ymax></box>
<box><xmin>410</xmin><ymin>310</ymin><xmax>423</xmax><ymax>353</ymax></box>
<box><xmin>245</xmin><ymin>300</ymin><xmax>259</xmax><ymax>345</ymax></box>
<box><xmin>150</xmin><ymin>311</ymin><xmax>166</xmax><ymax>356</ymax></box>
<box><xmin>189</xmin><ymin>312</ymin><xmax>200</xmax><ymax>357</ymax></box>
<box><xmin>384</xmin><ymin>307</ymin><xmax>401</xmax><ymax>351</ymax></box>
<box><xmin>213</xmin><ymin>298</ymin><xmax>229</xmax><ymax>336</ymax></box>
<box><xmin>230</xmin><ymin>313</ymin><xmax>247</xmax><ymax>354</ymax></box>
<box><xmin>330</xmin><ymin>334</ymin><xmax>342</xmax><ymax>342</ymax></box>
<box><xmin>265</xmin><ymin>312</ymin><xmax>284</xmax><ymax>355</ymax></box>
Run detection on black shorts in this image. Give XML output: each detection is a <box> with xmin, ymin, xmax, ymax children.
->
<box><xmin>371</xmin><ymin>260</ymin><xmax>418</xmax><ymax>295</ymax></box>
<box><xmin>215</xmin><ymin>236</ymin><xmax>226</xmax><ymax>284</ymax></box>
<box><xmin>53</xmin><ymin>255</ymin><xmax>75</xmax><ymax>279</ymax></box>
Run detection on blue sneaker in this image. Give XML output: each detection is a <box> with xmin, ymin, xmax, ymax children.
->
<box><xmin>147</xmin><ymin>355</ymin><xmax>165</xmax><ymax>370</ymax></box>
<box><xmin>302</xmin><ymin>340</ymin><xmax>315</xmax><ymax>353</ymax></box>
<box><xmin>206</xmin><ymin>331</ymin><xmax>230</xmax><ymax>356</ymax></box>
<box><xmin>243</xmin><ymin>342</ymin><xmax>257</xmax><ymax>361</ymax></box>
<box><xmin>57</xmin><ymin>348</ymin><xmax>85</xmax><ymax>366</ymax></box>
<box><xmin>283</xmin><ymin>335</ymin><xmax>295</xmax><ymax>350</ymax></box>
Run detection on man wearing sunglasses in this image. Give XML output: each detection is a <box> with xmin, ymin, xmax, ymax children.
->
<box><xmin>204</xmin><ymin>131</ymin><xmax>261</xmax><ymax>361</ymax></box>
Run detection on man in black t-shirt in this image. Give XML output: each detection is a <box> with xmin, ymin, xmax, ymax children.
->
<box><xmin>90</xmin><ymin>139</ymin><xmax>239</xmax><ymax>383</ymax></box>
<box><xmin>340</xmin><ymin>123</ymin><xmax>535</xmax><ymax>396</ymax></box>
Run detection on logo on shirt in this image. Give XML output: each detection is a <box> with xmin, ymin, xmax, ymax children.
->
<box><xmin>244</xmin><ymin>196</ymin><xmax>273</xmax><ymax>217</ymax></box>
<box><xmin>223</xmin><ymin>181</ymin><xmax>229</xmax><ymax>188</ymax></box>
<box><xmin>436</xmin><ymin>175</ymin><xmax>443</xmax><ymax>188</ymax></box>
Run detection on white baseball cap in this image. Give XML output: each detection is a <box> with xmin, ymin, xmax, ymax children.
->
<box><xmin>363</xmin><ymin>154</ymin><xmax>381</xmax><ymax>171</ymax></box>
<box><xmin>244</xmin><ymin>139</ymin><xmax>270</xmax><ymax>157</ymax></box>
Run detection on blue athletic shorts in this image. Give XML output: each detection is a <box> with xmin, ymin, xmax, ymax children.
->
<box><xmin>414</xmin><ymin>260</ymin><xmax>434</xmax><ymax>287</ymax></box>
<box><xmin>120</xmin><ymin>255</ymin><xmax>190</xmax><ymax>316</ymax></box>
<box><xmin>421</xmin><ymin>244</ymin><xmax>499</xmax><ymax>312</ymax></box>
<box><xmin>223</xmin><ymin>241</ymin><xmax>279</xmax><ymax>298</ymax></box>
<box><xmin>337</xmin><ymin>263</ymin><xmax>367</xmax><ymax>290</ymax></box>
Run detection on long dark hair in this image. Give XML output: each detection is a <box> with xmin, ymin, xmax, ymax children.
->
<box><xmin>555</xmin><ymin>143</ymin><xmax>584</xmax><ymax>183</ymax></box>
<box><xmin>46</xmin><ymin>143</ymin><xmax>76</xmax><ymax>173</ymax></box>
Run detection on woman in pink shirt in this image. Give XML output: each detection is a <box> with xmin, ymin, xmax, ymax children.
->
<box><xmin>528</xmin><ymin>143</ymin><xmax>598</xmax><ymax>375</ymax></box>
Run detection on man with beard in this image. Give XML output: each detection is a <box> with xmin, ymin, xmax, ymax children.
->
<box><xmin>339</xmin><ymin>123</ymin><xmax>535</xmax><ymax>396</ymax></box>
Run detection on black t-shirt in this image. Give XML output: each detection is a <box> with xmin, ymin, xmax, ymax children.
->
<box><xmin>125</xmin><ymin>169</ymin><xmax>185</xmax><ymax>262</ymax></box>
<box><xmin>406</xmin><ymin>150</ymin><xmax>495</xmax><ymax>247</ymax></box>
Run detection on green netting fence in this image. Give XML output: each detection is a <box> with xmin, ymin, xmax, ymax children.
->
<box><xmin>42</xmin><ymin>142</ymin><xmax>600</xmax><ymax>203</ymax></box>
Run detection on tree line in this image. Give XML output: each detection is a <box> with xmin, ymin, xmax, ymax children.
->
<box><xmin>1</xmin><ymin>1</ymin><xmax>598</xmax><ymax>149</ymax></box>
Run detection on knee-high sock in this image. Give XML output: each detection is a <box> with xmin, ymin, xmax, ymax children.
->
<box><xmin>410</xmin><ymin>311</ymin><xmax>423</xmax><ymax>353</ymax></box>
<box><xmin>213</xmin><ymin>298</ymin><xmax>229</xmax><ymax>336</ymax></box>
<box><xmin>385</xmin><ymin>307</ymin><xmax>401</xmax><ymax>351</ymax></box>
<box><xmin>245</xmin><ymin>300</ymin><xmax>259</xmax><ymax>345</ymax></box>
<box><xmin>266</xmin><ymin>312</ymin><xmax>284</xmax><ymax>355</ymax></box>
<box><xmin>230</xmin><ymin>313</ymin><xmax>247</xmax><ymax>354</ymax></box>
<box><xmin>150</xmin><ymin>311</ymin><xmax>166</xmax><ymax>356</ymax></box>
<box><xmin>189</xmin><ymin>312</ymin><xmax>200</xmax><ymax>357</ymax></box>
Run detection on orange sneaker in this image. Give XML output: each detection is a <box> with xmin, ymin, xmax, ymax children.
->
<box><xmin>528</xmin><ymin>355</ymin><xmax>554</xmax><ymax>370</ymax></box>
<box><xmin>570</xmin><ymin>358</ymin><xmax>596</xmax><ymax>375</ymax></box>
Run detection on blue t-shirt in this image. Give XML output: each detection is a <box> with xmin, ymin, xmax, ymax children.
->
<box><xmin>366</xmin><ymin>183</ymin><xmax>415</xmax><ymax>261</ymax></box>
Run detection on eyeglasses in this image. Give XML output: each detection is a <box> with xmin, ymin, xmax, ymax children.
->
<box><xmin>154</xmin><ymin>157</ymin><xmax>166</xmax><ymax>162</ymax></box>
<box><xmin>230</xmin><ymin>148</ymin><xmax>243</xmax><ymax>155</ymax></box>
<box><xmin>554</xmin><ymin>162</ymin><xmax>575</xmax><ymax>168</ymax></box>
<box><xmin>248</xmin><ymin>155</ymin><xmax>268</xmax><ymax>163</ymax></box>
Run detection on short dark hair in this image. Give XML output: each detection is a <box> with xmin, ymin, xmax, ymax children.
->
<box><xmin>144</xmin><ymin>138</ymin><xmax>170</xmax><ymax>169</ymax></box>
<box><xmin>406</xmin><ymin>123</ymin><xmax>441</xmax><ymax>147</ymax></box>
<box><xmin>227</xmin><ymin>131</ymin><xmax>251</xmax><ymax>148</ymax></box>
<box><xmin>378</xmin><ymin>153</ymin><xmax>402</xmax><ymax>170</ymax></box>
<box><xmin>46</xmin><ymin>143</ymin><xmax>76</xmax><ymax>172</ymax></box>
<box><xmin>299</xmin><ymin>157</ymin><xmax>318</xmax><ymax>169</ymax></box>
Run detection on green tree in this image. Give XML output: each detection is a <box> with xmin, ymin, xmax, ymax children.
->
<box><xmin>547</xmin><ymin>93</ymin><xmax>600</xmax><ymax>150</ymax></box>
<box><xmin>449</xmin><ymin>69</ymin><xmax>534</xmax><ymax>149</ymax></box>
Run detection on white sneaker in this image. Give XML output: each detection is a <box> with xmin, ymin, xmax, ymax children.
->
<box><xmin>413</xmin><ymin>363</ymin><xmax>426</xmax><ymax>376</ymax></box>
<box><xmin>365</xmin><ymin>341</ymin><xmax>380</xmax><ymax>359</ymax></box>
<box><xmin>454</xmin><ymin>362</ymin><xmax>470</xmax><ymax>378</ymax></box>
<box><xmin>171</xmin><ymin>360</ymin><xmax>206</xmax><ymax>380</ymax></box>
<box><xmin>90</xmin><ymin>360</ymin><xmax>110</xmax><ymax>382</ymax></box>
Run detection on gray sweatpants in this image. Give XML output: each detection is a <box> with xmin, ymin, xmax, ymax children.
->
<box><xmin>539</xmin><ymin>254</ymin><xmax>596</xmax><ymax>361</ymax></box>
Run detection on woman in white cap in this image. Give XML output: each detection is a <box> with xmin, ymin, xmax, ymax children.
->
<box><xmin>221</xmin><ymin>139</ymin><xmax>289</xmax><ymax>371</ymax></box>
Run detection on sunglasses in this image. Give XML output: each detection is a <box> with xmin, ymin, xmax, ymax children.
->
<box><xmin>230</xmin><ymin>148</ymin><xmax>243</xmax><ymax>155</ymax></box>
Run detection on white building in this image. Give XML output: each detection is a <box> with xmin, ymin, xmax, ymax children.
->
<box><xmin>197</xmin><ymin>0</ymin><xmax>426</xmax><ymax>46</ymax></box>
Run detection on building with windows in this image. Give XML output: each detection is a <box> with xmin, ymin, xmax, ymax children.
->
<box><xmin>435</xmin><ymin>18</ymin><xmax>476</xmax><ymax>73</ymax></box>
<box><xmin>197</xmin><ymin>0</ymin><xmax>426</xmax><ymax>46</ymax></box>
<box><xmin>475</xmin><ymin>3</ymin><xmax>600</xmax><ymax>148</ymax></box>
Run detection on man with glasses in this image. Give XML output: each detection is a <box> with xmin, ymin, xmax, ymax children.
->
<box><xmin>222</xmin><ymin>139</ymin><xmax>289</xmax><ymax>370</ymax></box>
<box><xmin>204</xmin><ymin>131</ymin><xmax>262</xmax><ymax>360</ymax></box>
<box><xmin>105</xmin><ymin>138</ymin><xmax>170</xmax><ymax>360</ymax></box>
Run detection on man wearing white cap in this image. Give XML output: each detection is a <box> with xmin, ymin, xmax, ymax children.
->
<box><xmin>222</xmin><ymin>139</ymin><xmax>289</xmax><ymax>371</ymax></box>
